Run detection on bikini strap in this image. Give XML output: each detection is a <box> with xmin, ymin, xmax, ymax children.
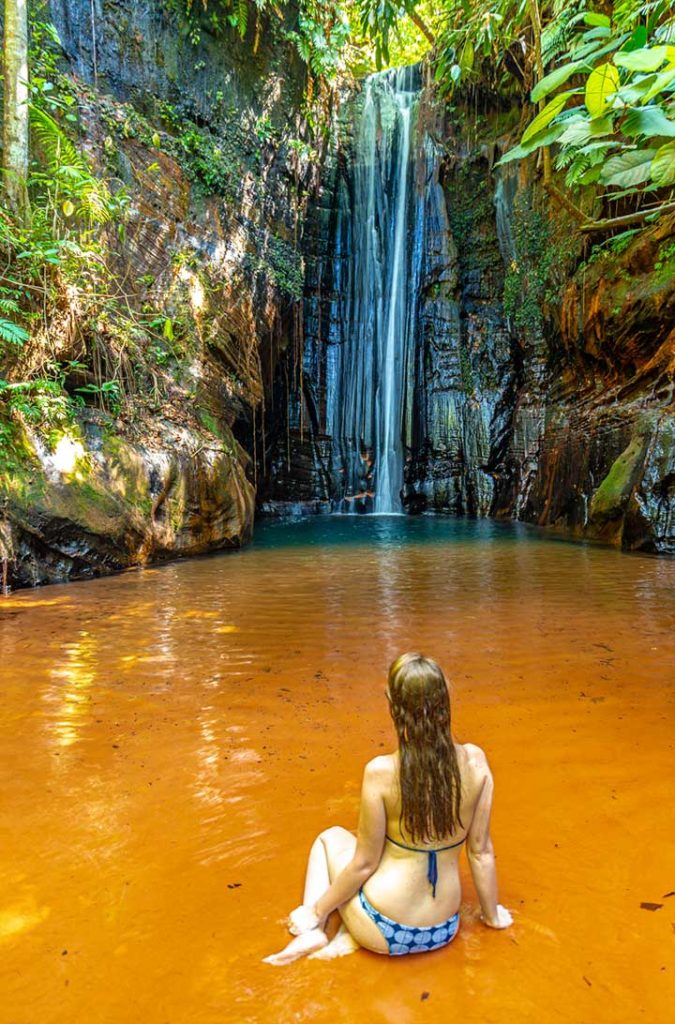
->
<box><xmin>385</xmin><ymin>834</ymin><xmax>466</xmax><ymax>898</ymax></box>
<box><xmin>385</xmin><ymin>834</ymin><xmax>466</xmax><ymax>853</ymax></box>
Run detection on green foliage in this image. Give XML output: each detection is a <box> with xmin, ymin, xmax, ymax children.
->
<box><xmin>287</xmin><ymin>0</ymin><xmax>351</xmax><ymax>79</ymax></box>
<box><xmin>500</xmin><ymin>4</ymin><xmax>675</xmax><ymax>208</ymax></box>
<box><xmin>29</xmin><ymin>106</ymin><xmax>124</xmax><ymax>226</ymax></box>
<box><xmin>1</xmin><ymin>373</ymin><xmax>74</xmax><ymax>428</ymax></box>
<box><xmin>653</xmin><ymin>236</ymin><xmax>675</xmax><ymax>270</ymax></box>
<box><xmin>0</xmin><ymin>320</ymin><xmax>30</xmax><ymax>347</ymax></box>
<box><xmin>244</xmin><ymin>228</ymin><xmax>305</xmax><ymax>298</ymax></box>
<box><xmin>503</xmin><ymin>192</ymin><xmax>580</xmax><ymax>336</ymax></box>
<box><xmin>0</xmin><ymin>9</ymin><xmax>136</xmax><ymax>448</ymax></box>
<box><xmin>430</xmin><ymin>0</ymin><xmax>534</xmax><ymax>97</ymax></box>
<box><xmin>74</xmin><ymin>379</ymin><xmax>122</xmax><ymax>414</ymax></box>
<box><xmin>166</xmin><ymin>0</ymin><xmax>352</xmax><ymax>82</ymax></box>
<box><xmin>356</xmin><ymin>0</ymin><xmax>428</xmax><ymax>70</ymax></box>
<box><xmin>176</xmin><ymin>124</ymin><xmax>243</xmax><ymax>197</ymax></box>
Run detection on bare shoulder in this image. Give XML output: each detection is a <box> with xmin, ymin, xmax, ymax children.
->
<box><xmin>458</xmin><ymin>743</ymin><xmax>492</xmax><ymax>781</ymax></box>
<box><xmin>364</xmin><ymin>753</ymin><xmax>397</xmax><ymax>784</ymax></box>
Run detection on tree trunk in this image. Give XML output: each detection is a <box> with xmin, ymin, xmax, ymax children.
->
<box><xmin>527</xmin><ymin>0</ymin><xmax>551</xmax><ymax>185</ymax></box>
<box><xmin>2</xmin><ymin>0</ymin><xmax>30</xmax><ymax>217</ymax></box>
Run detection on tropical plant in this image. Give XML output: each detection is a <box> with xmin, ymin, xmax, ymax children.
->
<box><xmin>29</xmin><ymin>105</ymin><xmax>120</xmax><ymax>226</ymax></box>
<box><xmin>287</xmin><ymin>0</ymin><xmax>352</xmax><ymax>79</ymax></box>
<box><xmin>433</xmin><ymin>0</ymin><xmax>533</xmax><ymax>95</ymax></box>
<box><xmin>499</xmin><ymin>4</ymin><xmax>675</xmax><ymax>225</ymax></box>
<box><xmin>356</xmin><ymin>0</ymin><xmax>434</xmax><ymax>69</ymax></box>
<box><xmin>168</xmin><ymin>0</ymin><xmax>353</xmax><ymax>81</ymax></box>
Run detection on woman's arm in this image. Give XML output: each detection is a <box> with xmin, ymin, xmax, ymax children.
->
<box><xmin>294</xmin><ymin>759</ymin><xmax>387</xmax><ymax>929</ymax></box>
<box><xmin>465</xmin><ymin>747</ymin><xmax>512</xmax><ymax>929</ymax></box>
<box><xmin>314</xmin><ymin>759</ymin><xmax>387</xmax><ymax>918</ymax></box>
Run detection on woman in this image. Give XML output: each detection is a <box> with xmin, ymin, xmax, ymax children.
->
<box><xmin>264</xmin><ymin>652</ymin><xmax>512</xmax><ymax>965</ymax></box>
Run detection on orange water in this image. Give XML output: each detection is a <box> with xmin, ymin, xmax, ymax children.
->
<box><xmin>1</xmin><ymin>517</ymin><xmax>674</xmax><ymax>1024</ymax></box>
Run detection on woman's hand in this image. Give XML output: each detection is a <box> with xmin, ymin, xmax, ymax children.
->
<box><xmin>287</xmin><ymin>904</ymin><xmax>321</xmax><ymax>936</ymax></box>
<box><xmin>481</xmin><ymin>904</ymin><xmax>513</xmax><ymax>929</ymax></box>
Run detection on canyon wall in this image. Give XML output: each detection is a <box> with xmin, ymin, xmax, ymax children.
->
<box><xmin>1</xmin><ymin>0</ymin><xmax>316</xmax><ymax>587</ymax></box>
<box><xmin>2</xmin><ymin>22</ymin><xmax>672</xmax><ymax>592</ymax></box>
<box><xmin>262</xmin><ymin>70</ymin><xmax>674</xmax><ymax>554</ymax></box>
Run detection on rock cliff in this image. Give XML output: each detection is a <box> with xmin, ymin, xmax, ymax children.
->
<box><xmin>1</xmin><ymin>0</ymin><xmax>316</xmax><ymax>587</ymax></box>
<box><xmin>2</xmin><ymin>22</ymin><xmax>672</xmax><ymax>591</ymax></box>
<box><xmin>262</xmin><ymin>70</ymin><xmax>674</xmax><ymax>554</ymax></box>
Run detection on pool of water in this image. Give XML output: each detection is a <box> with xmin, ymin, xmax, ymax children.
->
<box><xmin>1</xmin><ymin>517</ymin><xmax>674</xmax><ymax>1023</ymax></box>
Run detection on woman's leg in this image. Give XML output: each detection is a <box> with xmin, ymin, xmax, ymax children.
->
<box><xmin>263</xmin><ymin>826</ymin><xmax>357</xmax><ymax>965</ymax></box>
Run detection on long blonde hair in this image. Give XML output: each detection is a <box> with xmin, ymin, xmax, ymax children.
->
<box><xmin>387</xmin><ymin>653</ymin><xmax>462</xmax><ymax>842</ymax></box>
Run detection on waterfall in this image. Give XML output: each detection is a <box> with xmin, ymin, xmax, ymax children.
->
<box><xmin>328</xmin><ymin>65</ymin><xmax>422</xmax><ymax>514</ymax></box>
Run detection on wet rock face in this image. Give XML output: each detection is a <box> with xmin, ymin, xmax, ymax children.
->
<box><xmin>265</xmin><ymin>73</ymin><xmax>674</xmax><ymax>554</ymax></box>
<box><xmin>2</xmin><ymin>2</ymin><xmax>311</xmax><ymax>589</ymax></box>
<box><xmin>263</xmin><ymin>71</ymin><xmax>513</xmax><ymax>518</ymax></box>
<box><xmin>49</xmin><ymin>0</ymin><xmax>306</xmax><ymax>126</ymax></box>
<box><xmin>404</xmin><ymin>102</ymin><xmax>512</xmax><ymax>517</ymax></box>
<box><xmin>499</xmin><ymin>210</ymin><xmax>675</xmax><ymax>553</ymax></box>
<box><xmin>2</xmin><ymin>413</ymin><xmax>254</xmax><ymax>589</ymax></box>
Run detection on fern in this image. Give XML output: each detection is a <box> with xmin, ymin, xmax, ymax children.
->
<box><xmin>541</xmin><ymin>1</ymin><xmax>586</xmax><ymax>67</ymax></box>
<box><xmin>0</xmin><ymin>319</ymin><xmax>30</xmax><ymax>346</ymax></box>
<box><xmin>235</xmin><ymin>0</ymin><xmax>248</xmax><ymax>39</ymax></box>
<box><xmin>561</xmin><ymin>144</ymin><xmax>607</xmax><ymax>188</ymax></box>
<box><xmin>30</xmin><ymin>105</ymin><xmax>88</xmax><ymax>176</ymax></box>
<box><xmin>29</xmin><ymin>105</ymin><xmax>114</xmax><ymax>226</ymax></box>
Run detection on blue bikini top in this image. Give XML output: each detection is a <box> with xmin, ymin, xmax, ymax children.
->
<box><xmin>385</xmin><ymin>833</ymin><xmax>466</xmax><ymax>897</ymax></box>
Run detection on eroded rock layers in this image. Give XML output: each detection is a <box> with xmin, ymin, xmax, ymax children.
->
<box><xmin>263</xmin><ymin>69</ymin><xmax>674</xmax><ymax>554</ymax></box>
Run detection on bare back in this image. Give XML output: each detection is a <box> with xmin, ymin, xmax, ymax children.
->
<box><xmin>359</xmin><ymin>742</ymin><xmax>491</xmax><ymax>927</ymax></box>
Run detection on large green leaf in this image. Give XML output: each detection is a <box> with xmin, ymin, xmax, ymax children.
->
<box><xmin>578</xmin><ymin>165</ymin><xmax>604</xmax><ymax>185</ymax></box>
<box><xmin>641</xmin><ymin>67</ymin><xmax>675</xmax><ymax>105</ymax></box>
<box><xmin>584</xmin><ymin>13</ymin><xmax>610</xmax><ymax>28</ymax></box>
<box><xmin>0</xmin><ymin>320</ymin><xmax>29</xmax><ymax>346</ymax></box>
<box><xmin>558</xmin><ymin>113</ymin><xmax>613</xmax><ymax>147</ymax></box>
<box><xmin>571</xmin><ymin>33</ymin><xmax>629</xmax><ymax>65</ymax></box>
<box><xmin>531</xmin><ymin>61</ymin><xmax>584</xmax><ymax>103</ymax></box>
<box><xmin>600</xmin><ymin>149</ymin><xmax>657</xmax><ymax>188</ymax></box>
<box><xmin>614</xmin><ymin>46</ymin><xmax>669</xmax><ymax>72</ymax></box>
<box><xmin>622</xmin><ymin>25</ymin><xmax>648</xmax><ymax>53</ymax></box>
<box><xmin>522</xmin><ymin>91</ymin><xmax>575</xmax><ymax>144</ymax></box>
<box><xmin>585</xmin><ymin>63</ymin><xmax>620</xmax><ymax>117</ymax></box>
<box><xmin>651</xmin><ymin>141</ymin><xmax>675</xmax><ymax>186</ymax></box>
<box><xmin>496</xmin><ymin>124</ymin><xmax>566</xmax><ymax>166</ymax></box>
<box><xmin>459</xmin><ymin>39</ymin><xmax>474</xmax><ymax>74</ymax></box>
<box><xmin>622</xmin><ymin>106</ymin><xmax>675</xmax><ymax>139</ymax></box>
<box><xmin>615</xmin><ymin>74</ymin><xmax>659</xmax><ymax>104</ymax></box>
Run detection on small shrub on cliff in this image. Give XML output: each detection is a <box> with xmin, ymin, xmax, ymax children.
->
<box><xmin>503</xmin><ymin>191</ymin><xmax>579</xmax><ymax>337</ymax></box>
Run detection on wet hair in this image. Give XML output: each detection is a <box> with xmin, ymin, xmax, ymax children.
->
<box><xmin>387</xmin><ymin>652</ymin><xmax>462</xmax><ymax>843</ymax></box>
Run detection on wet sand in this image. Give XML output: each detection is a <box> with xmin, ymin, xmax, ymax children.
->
<box><xmin>1</xmin><ymin>517</ymin><xmax>674</xmax><ymax>1023</ymax></box>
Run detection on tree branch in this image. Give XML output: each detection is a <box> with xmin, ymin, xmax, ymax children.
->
<box><xmin>409</xmin><ymin>10</ymin><xmax>435</xmax><ymax>47</ymax></box>
<box><xmin>579</xmin><ymin>201</ymin><xmax>675</xmax><ymax>233</ymax></box>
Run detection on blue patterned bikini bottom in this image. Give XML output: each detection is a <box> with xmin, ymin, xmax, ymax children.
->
<box><xmin>358</xmin><ymin>889</ymin><xmax>460</xmax><ymax>956</ymax></box>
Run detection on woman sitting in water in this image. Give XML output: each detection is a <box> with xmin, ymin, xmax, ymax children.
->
<box><xmin>264</xmin><ymin>652</ymin><xmax>512</xmax><ymax>964</ymax></box>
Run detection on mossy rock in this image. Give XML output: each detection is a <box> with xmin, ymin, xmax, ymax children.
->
<box><xmin>589</xmin><ymin>432</ymin><xmax>649</xmax><ymax>524</ymax></box>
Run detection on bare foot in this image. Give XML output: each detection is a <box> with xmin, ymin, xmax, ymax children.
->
<box><xmin>262</xmin><ymin>928</ymin><xmax>329</xmax><ymax>966</ymax></box>
<box><xmin>309</xmin><ymin>924</ymin><xmax>359</xmax><ymax>960</ymax></box>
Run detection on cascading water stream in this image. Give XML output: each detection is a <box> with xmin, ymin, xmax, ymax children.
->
<box><xmin>327</xmin><ymin>65</ymin><xmax>422</xmax><ymax>514</ymax></box>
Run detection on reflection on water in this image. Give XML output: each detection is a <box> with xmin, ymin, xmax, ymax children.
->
<box><xmin>46</xmin><ymin>632</ymin><xmax>97</xmax><ymax>748</ymax></box>
<box><xmin>1</xmin><ymin>517</ymin><xmax>674</xmax><ymax>1024</ymax></box>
